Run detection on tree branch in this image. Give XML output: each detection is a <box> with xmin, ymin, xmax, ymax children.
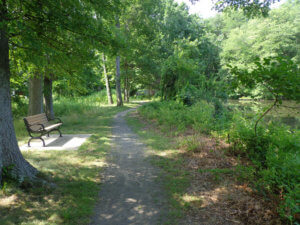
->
<box><xmin>254</xmin><ymin>97</ymin><xmax>278</xmax><ymax>136</ymax></box>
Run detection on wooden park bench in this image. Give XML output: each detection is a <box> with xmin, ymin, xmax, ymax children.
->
<box><xmin>23</xmin><ymin>113</ymin><xmax>63</xmax><ymax>147</ymax></box>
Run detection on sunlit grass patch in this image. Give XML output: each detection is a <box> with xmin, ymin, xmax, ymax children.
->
<box><xmin>180</xmin><ymin>194</ymin><xmax>203</xmax><ymax>209</ymax></box>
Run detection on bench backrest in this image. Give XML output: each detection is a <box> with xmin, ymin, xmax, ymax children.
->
<box><xmin>24</xmin><ymin>113</ymin><xmax>49</xmax><ymax>131</ymax></box>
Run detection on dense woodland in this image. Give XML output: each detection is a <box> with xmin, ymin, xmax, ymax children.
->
<box><xmin>0</xmin><ymin>0</ymin><xmax>299</xmax><ymax>224</ymax></box>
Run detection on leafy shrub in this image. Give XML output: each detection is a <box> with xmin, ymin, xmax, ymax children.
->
<box><xmin>139</xmin><ymin>100</ymin><xmax>229</xmax><ymax>135</ymax></box>
<box><xmin>186</xmin><ymin>101</ymin><xmax>215</xmax><ymax>134</ymax></box>
<box><xmin>229</xmin><ymin>115</ymin><xmax>300</xmax><ymax>222</ymax></box>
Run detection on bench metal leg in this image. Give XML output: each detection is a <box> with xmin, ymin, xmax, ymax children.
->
<box><xmin>59</xmin><ymin>129</ymin><xmax>62</xmax><ymax>137</ymax></box>
<box><xmin>28</xmin><ymin>136</ymin><xmax>46</xmax><ymax>147</ymax></box>
<box><xmin>57</xmin><ymin>129</ymin><xmax>62</xmax><ymax>137</ymax></box>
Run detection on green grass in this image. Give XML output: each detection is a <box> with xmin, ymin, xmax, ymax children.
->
<box><xmin>126</xmin><ymin>112</ymin><xmax>190</xmax><ymax>224</ymax></box>
<box><xmin>1</xmin><ymin>96</ymin><xmax>137</xmax><ymax>225</ymax></box>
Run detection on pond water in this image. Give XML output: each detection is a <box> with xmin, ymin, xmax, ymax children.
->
<box><xmin>227</xmin><ymin>100</ymin><xmax>300</xmax><ymax>129</ymax></box>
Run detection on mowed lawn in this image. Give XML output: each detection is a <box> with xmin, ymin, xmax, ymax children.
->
<box><xmin>0</xmin><ymin>103</ymin><xmax>136</xmax><ymax>225</ymax></box>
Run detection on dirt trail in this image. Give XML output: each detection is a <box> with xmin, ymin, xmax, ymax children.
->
<box><xmin>90</xmin><ymin>108</ymin><xmax>167</xmax><ymax>225</ymax></box>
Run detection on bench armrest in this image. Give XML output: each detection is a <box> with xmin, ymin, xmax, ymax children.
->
<box><xmin>49</xmin><ymin>117</ymin><xmax>63</xmax><ymax>123</ymax></box>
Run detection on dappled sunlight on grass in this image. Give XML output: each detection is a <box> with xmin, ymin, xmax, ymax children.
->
<box><xmin>0</xmin><ymin>195</ymin><xmax>18</xmax><ymax>207</ymax></box>
<box><xmin>0</xmin><ymin>137</ymin><xmax>108</xmax><ymax>224</ymax></box>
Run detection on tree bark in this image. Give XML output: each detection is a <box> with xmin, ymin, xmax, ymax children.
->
<box><xmin>0</xmin><ymin>6</ymin><xmax>38</xmax><ymax>181</ymax></box>
<box><xmin>116</xmin><ymin>55</ymin><xmax>123</xmax><ymax>106</ymax></box>
<box><xmin>102</xmin><ymin>53</ymin><xmax>114</xmax><ymax>105</ymax></box>
<box><xmin>44</xmin><ymin>74</ymin><xmax>55</xmax><ymax>120</ymax></box>
<box><xmin>28</xmin><ymin>73</ymin><xmax>43</xmax><ymax>116</ymax></box>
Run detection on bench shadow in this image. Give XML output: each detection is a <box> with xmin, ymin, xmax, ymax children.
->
<box><xmin>45</xmin><ymin>136</ymin><xmax>73</xmax><ymax>147</ymax></box>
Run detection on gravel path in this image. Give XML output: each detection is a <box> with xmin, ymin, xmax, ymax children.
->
<box><xmin>90</xmin><ymin>108</ymin><xmax>167</xmax><ymax>225</ymax></box>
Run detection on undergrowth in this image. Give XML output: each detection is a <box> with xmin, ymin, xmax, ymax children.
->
<box><xmin>138</xmin><ymin>100</ymin><xmax>300</xmax><ymax>224</ymax></box>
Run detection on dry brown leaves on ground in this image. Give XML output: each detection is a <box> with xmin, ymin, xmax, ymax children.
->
<box><xmin>178</xmin><ymin>134</ymin><xmax>282</xmax><ymax>225</ymax></box>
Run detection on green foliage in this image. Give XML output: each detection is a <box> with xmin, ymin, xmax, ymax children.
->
<box><xmin>219</xmin><ymin>1</ymin><xmax>300</xmax><ymax>99</ymax></box>
<box><xmin>160</xmin><ymin>39</ymin><xmax>200</xmax><ymax>100</ymax></box>
<box><xmin>213</xmin><ymin>0</ymin><xmax>279</xmax><ymax>17</ymax></box>
<box><xmin>11</xmin><ymin>96</ymin><xmax>28</xmax><ymax>118</ymax></box>
<box><xmin>229</xmin><ymin>56</ymin><xmax>300</xmax><ymax>101</ymax></box>
<box><xmin>186</xmin><ymin>101</ymin><xmax>216</xmax><ymax>134</ymax></box>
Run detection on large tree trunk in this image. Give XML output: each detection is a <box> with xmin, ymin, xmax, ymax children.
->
<box><xmin>28</xmin><ymin>73</ymin><xmax>43</xmax><ymax>116</ymax></box>
<box><xmin>0</xmin><ymin>8</ymin><xmax>38</xmax><ymax>181</ymax></box>
<box><xmin>102</xmin><ymin>53</ymin><xmax>113</xmax><ymax>105</ymax></box>
<box><xmin>44</xmin><ymin>74</ymin><xmax>55</xmax><ymax>120</ymax></box>
<box><xmin>116</xmin><ymin>56</ymin><xmax>123</xmax><ymax>106</ymax></box>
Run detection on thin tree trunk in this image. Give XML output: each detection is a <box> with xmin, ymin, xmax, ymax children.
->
<box><xmin>123</xmin><ymin>61</ymin><xmax>129</xmax><ymax>103</ymax></box>
<box><xmin>124</xmin><ymin>87</ymin><xmax>128</xmax><ymax>102</ymax></box>
<box><xmin>115</xmin><ymin>16</ymin><xmax>123</xmax><ymax>106</ymax></box>
<box><xmin>0</xmin><ymin>6</ymin><xmax>37</xmax><ymax>180</ymax></box>
<box><xmin>127</xmin><ymin>84</ymin><xmax>130</xmax><ymax>102</ymax></box>
<box><xmin>102</xmin><ymin>53</ymin><xmax>113</xmax><ymax>104</ymax></box>
<box><xmin>124</xmin><ymin>72</ymin><xmax>130</xmax><ymax>103</ymax></box>
<box><xmin>28</xmin><ymin>73</ymin><xmax>43</xmax><ymax>116</ymax></box>
<box><xmin>124</xmin><ymin>87</ymin><xmax>130</xmax><ymax>103</ymax></box>
<box><xmin>123</xmin><ymin>85</ymin><xmax>126</xmax><ymax>102</ymax></box>
<box><xmin>44</xmin><ymin>74</ymin><xmax>55</xmax><ymax>119</ymax></box>
<box><xmin>116</xmin><ymin>55</ymin><xmax>123</xmax><ymax>106</ymax></box>
<box><xmin>148</xmin><ymin>86</ymin><xmax>151</xmax><ymax>98</ymax></box>
<box><xmin>123</xmin><ymin>70</ymin><xmax>127</xmax><ymax>102</ymax></box>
